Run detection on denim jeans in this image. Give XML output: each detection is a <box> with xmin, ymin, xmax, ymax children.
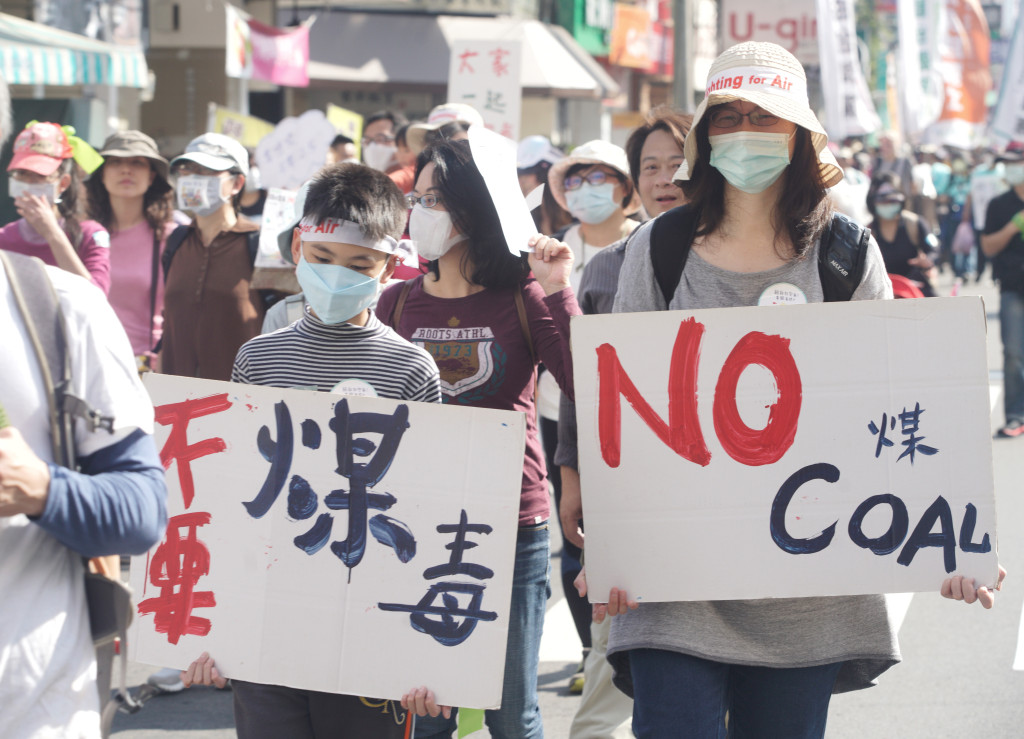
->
<box><xmin>414</xmin><ymin>521</ymin><xmax>550</xmax><ymax>739</ymax></box>
<box><xmin>1002</xmin><ymin>289</ymin><xmax>1024</xmax><ymax>423</ymax></box>
<box><xmin>628</xmin><ymin>649</ymin><xmax>844</xmax><ymax>739</ymax></box>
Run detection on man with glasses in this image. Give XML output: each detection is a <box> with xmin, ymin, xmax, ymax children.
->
<box><xmin>361</xmin><ymin>110</ymin><xmax>408</xmax><ymax>174</ymax></box>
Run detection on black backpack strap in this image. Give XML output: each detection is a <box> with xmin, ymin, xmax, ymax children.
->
<box><xmin>817</xmin><ymin>211</ymin><xmax>870</xmax><ymax>302</ymax></box>
<box><xmin>160</xmin><ymin>224</ymin><xmax>190</xmax><ymax>284</ymax></box>
<box><xmin>246</xmin><ymin>230</ymin><xmax>261</xmax><ymax>267</ymax></box>
<box><xmin>650</xmin><ymin>204</ymin><xmax>699</xmax><ymax>306</ymax></box>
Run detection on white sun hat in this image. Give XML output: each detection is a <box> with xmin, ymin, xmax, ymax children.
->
<box><xmin>548</xmin><ymin>139</ymin><xmax>642</xmax><ymax>215</ymax></box>
<box><xmin>406</xmin><ymin>103</ymin><xmax>485</xmax><ymax>154</ymax></box>
<box><xmin>673</xmin><ymin>41</ymin><xmax>843</xmax><ymax>189</ymax></box>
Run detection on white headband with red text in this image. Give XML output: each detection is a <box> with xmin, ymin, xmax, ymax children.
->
<box><xmin>298</xmin><ymin>216</ymin><xmax>399</xmax><ymax>254</ymax></box>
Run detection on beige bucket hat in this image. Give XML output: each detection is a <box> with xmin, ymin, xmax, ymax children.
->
<box><xmin>548</xmin><ymin>139</ymin><xmax>642</xmax><ymax>216</ymax></box>
<box><xmin>674</xmin><ymin>41</ymin><xmax>843</xmax><ymax>189</ymax></box>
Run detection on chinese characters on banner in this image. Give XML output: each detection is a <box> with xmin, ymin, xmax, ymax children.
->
<box><xmin>130</xmin><ymin>375</ymin><xmax>524</xmax><ymax>708</ymax></box>
<box><xmin>989</xmin><ymin>11</ymin><xmax>1024</xmax><ymax>144</ymax></box>
<box><xmin>816</xmin><ymin>0</ymin><xmax>880</xmax><ymax>140</ymax></box>
<box><xmin>571</xmin><ymin>298</ymin><xmax>999</xmax><ymax>602</ymax></box>
<box><xmin>447</xmin><ymin>40</ymin><xmax>522</xmax><ymax>141</ymax></box>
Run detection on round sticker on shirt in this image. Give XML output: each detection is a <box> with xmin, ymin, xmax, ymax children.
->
<box><xmin>758</xmin><ymin>282</ymin><xmax>807</xmax><ymax>306</ymax></box>
<box><xmin>330</xmin><ymin>379</ymin><xmax>379</xmax><ymax>398</ymax></box>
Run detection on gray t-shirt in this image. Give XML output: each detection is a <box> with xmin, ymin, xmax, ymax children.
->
<box><xmin>607</xmin><ymin>218</ymin><xmax>899</xmax><ymax>695</ymax></box>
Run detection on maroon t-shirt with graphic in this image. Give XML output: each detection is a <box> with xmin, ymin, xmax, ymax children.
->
<box><xmin>376</xmin><ymin>276</ymin><xmax>580</xmax><ymax>526</ymax></box>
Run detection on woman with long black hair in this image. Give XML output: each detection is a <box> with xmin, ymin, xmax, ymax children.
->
<box><xmin>377</xmin><ymin>138</ymin><xmax>578</xmax><ymax>739</ymax></box>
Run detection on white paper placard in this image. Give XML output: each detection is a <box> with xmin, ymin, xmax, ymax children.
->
<box><xmin>130</xmin><ymin>375</ymin><xmax>525</xmax><ymax>709</ymax></box>
<box><xmin>447</xmin><ymin>40</ymin><xmax>522</xmax><ymax>141</ymax></box>
<box><xmin>255</xmin><ymin>187</ymin><xmax>297</xmax><ymax>269</ymax></box>
<box><xmin>572</xmin><ymin>297</ymin><xmax>999</xmax><ymax>602</ymax></box>
<box><xmin>467</xmin><ymin>124</ymin><xmax>537</xmax><ymax>255</ymax></box>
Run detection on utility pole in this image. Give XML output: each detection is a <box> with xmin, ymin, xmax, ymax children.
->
<box><xmin>672</xmin><ymin>0</ymin><xmax>695</xmax><ymax>112</ymax></box>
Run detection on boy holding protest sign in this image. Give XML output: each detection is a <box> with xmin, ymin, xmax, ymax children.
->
<box><xmin>181</xmin><ymin>163</ymin><xmax>446</xmax><ymax>736</ymax></box>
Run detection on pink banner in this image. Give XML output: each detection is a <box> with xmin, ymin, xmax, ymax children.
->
<box><xmin>226</xmin><ymin>6</ymin><xmax>309</xmax><ymax>88</ymax></box>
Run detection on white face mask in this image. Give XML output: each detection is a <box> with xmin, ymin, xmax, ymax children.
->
<box><xmin>1005</xmin><ymin>163</ymin><xmax>1024</xmax><ymax>187</ymax></box>
<box><xmin>409</xmin><ymin>204</ymin><xmax>466</xmax><ymax>261</ymax></box>
<box><xmin>363</xmin><ymin>142</ymin><xmax>397</xmax><ymax>172</ymax></box>
<box><xmin>10</xmin><ymin>178</ymin><xmax>60</xmax><ymax>204</ymax></box>
<box><xmin>176</xmin><ymin>174</ymin><xmax>228</xmax><ymax>217</ymax></box>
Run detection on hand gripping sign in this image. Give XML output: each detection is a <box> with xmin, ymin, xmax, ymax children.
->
<box><xmin>572</xmin><ymin>297</ymin><xmax>999</xmax><ymax>602</ymax></box>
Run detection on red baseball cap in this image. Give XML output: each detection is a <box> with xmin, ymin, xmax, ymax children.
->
<box><xmin>7</xmin><ymin>122</ymin><xmax>74</xmax><ymax>176</ymax></box>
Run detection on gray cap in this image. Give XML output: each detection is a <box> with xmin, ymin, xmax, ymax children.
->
<box><xmin>170</xmin><ymin>132</ymin><xmax>249</xmax><ymax>177</ymax></box>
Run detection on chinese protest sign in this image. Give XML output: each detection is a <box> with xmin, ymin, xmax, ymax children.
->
<box><xmin>447</xmin><ymin>40</ymin><xmax>522</xmax><ymax>141</ymax></box>
<box><xmin>208</xmin><ymin>105</ymin><xmax>276</xmax><ymax>150</ymax></box>
<box><xmin>130</xmin><ymin>375</ymin><xmax>525</xmax><ymax>708</ymax></box>
<box><xmin>256</xmin><ymin>109</ymin><xmax>337</xmax><ymax>190</ymax></box>
<box><xmin>572</xmin><ymin>297</ymin><xmax>998</xmax><ymax>602</ymax></box>
<box><xmin>225</xmin><ymin>4</ymin><xmax>310</xmax><ymax>87</ymax></box>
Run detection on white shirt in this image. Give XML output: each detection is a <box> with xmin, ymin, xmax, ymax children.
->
<box><xmin>0</xmin><ymin>264</ymin><xmax>153</xmax><ymax>738</ymax></box>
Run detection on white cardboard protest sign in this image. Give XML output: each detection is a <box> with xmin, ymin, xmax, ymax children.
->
<box><xmin>572</xmin><ymin>297</ymin><xmax>998</xmax><ymax>602</ymax></box>
<box><xmin>256</xmin><ymin>109</ymin><xmax>336</xmax><ymax>190</ymax></box>
<box><xmin>130</xmin><ymin>375</ymin><xmax>524</xmax><ymax>708</ymax></box>
<box><xmin>448</xmin><ymin>40</ymin><xmax>522</xmax><ymax>140</ymax></box>
<box><xmin>468</xmin><ymin>124</ymin><xmax>536</xmax><ymax>256</ymax></box>
<box><xmin>254</xmin><ymin>187</ymin><xmax>297</xmax><ymax>269</ymax></box>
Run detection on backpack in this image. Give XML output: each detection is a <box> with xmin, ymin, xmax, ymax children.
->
<box><xmin>0</xmin><ymin>251</ymin><xmax>141</xmax><ymax>736</ymax></box>
<box><xmin>649</xmin><ymin>205</ymin><xmax>871</xmax><ymax>305</ymax></box>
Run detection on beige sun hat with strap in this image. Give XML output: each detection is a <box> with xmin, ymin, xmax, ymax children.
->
<box><xmin>674</xmin><ymin>41</ymin><xmax>844</xmax><ymax>189</ymax></box>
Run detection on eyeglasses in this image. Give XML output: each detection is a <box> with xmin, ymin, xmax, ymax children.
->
<box><xmin>362</xmin><ymin>134</ymin><xmax>396</xmax><ymax>146</ymax></box>
<box><xmin>564</xmin><ymin>169</ymin><xmax>619</xmax><ymax>191</ymax></box>
<box><xmin>406</xmin><ymin>192</ymin><xmax>442</xmax><ymax>209</ymax></box>
<box><xmin>707</xmin><ymin>108</ymin><xmax>781</xmax><ymax>129</ymax></box>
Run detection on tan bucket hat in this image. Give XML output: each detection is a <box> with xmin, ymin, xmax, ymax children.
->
<box><xmin>548</xmin><ymin>139</ymin><xmax>642</xmax><ymax>216</ymax></box>
<box><xmin>99</xmin><ymin>130</ymin><xmax>170</xmax><ymax>183</ymax></box>
<box><xmin>674</xmin><ymin>42</ymin><xmax>843</xmax><ymax>189</ymax></box>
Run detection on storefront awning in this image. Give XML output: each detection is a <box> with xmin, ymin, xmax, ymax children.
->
<box><xmin>297</xmin><ymin>11</ymin><xmax>618</xmax><ymax>99</ymax></box>
<box><xmin>0</xmin><ymin>12</ymin><xmax>148</xmax><ymax>88</ymax></box>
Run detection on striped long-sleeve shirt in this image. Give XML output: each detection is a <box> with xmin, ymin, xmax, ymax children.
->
<box><xmin>232</xmin><ymin>309</ymin><xmax>441</xmax><ymax>403</ymax></box>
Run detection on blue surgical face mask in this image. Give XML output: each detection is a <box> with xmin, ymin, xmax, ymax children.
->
<box><xmin>874</xmin><ymin>202</ymin><xmax>902</xmax><ymax>220</ymax></box>
<box><xmin>709</xmin><ymin>131</ymin><xmax>791</xmax><ymax>194</ymax></box>
<box><xmin>294</xmin><ymin>251</ymin><xmax>382</xmax><ymax>324</ymax></box>
<box><xmin>565</xmin><ymin>182</ymin><xmax>621</xmax><ymax>224</ymax></box>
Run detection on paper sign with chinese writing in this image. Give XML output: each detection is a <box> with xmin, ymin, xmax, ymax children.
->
<box><xmin>572</xmin><ymin>297</ymin><xmax>998</xmax><ymax>602</ymax></box>
<box><xmin>130</xmin><ymin>375</ymin><xmax>525</xmax><ymax>708</ymax></box>
<box><xmin>255</xmin><ymin>188</ymin><xmax>297</xmax><ymax>270</ymax></box>
<box><xmin>209</xmin><ymin>105</ymin><xmax>276</xmax><ymax>150</ymax></box>
<box><xmin>447</xmin><ymin>40</ymin><xmax>522</xmax><ymax>141</ymax></box>
<box><xmin>256</xmin><ymin>109</ymin><xmax>337</xmax><ymax>190</ymax></box>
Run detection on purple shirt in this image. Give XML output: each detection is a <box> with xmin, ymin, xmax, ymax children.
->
<box><xmin>0</xmin><ymin>218</ymin><xmax>111</xmax><ymax>294</ymax></box>
<box><xmin>376</xmin><ymin>277</ymin><xmax>580</xmax><ymax>526</ymax></box>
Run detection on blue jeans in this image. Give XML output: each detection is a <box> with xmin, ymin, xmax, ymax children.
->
<box><xmin>628</xmin><ymin>649</ymin><xmax>843</xmax><ymax>739</ymax></box>
<box><xmin>1002</xmin><ymin>289</ymin><xmax>1024</xmax><ymax>423</ymax></box>
<box><xmin>415</xmin><ymin>522</ymin><xmax>550</xmax><ymax>739</ymax></box>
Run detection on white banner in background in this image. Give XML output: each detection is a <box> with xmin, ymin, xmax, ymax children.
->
<box><xmin>816</xmin><ymin>0</ymin><xmax>880</xmax><ymax>140</ymax></box>
<box><xmin>130</xmin><ymin>375</ymin><xmax>525</xmax><ymax>709</ymax></box>
<box><xmin>572</xmin><ymin>298</ymin><xmax>998</xmax><ymax>603</ymax></box>
<box><xmin>990</xmin><ymin>9</ymin><xmax>1024</xmax><ymax>144</ymax></box>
